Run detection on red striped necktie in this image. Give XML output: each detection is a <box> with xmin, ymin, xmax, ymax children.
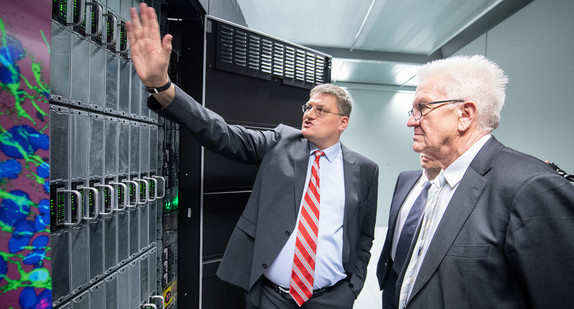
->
<box><xmin>289</xmin><ymin>150</ymin><xmax>324</xmax><ymax>306</ymax></box>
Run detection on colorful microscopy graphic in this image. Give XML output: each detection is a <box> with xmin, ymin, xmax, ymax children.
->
<box><xmin>0</xmin><ymin>0</ymin><xmax>51</xmax><ymax>308</ymax></box>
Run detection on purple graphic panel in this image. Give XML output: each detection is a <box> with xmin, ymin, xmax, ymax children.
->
<box><xmin>0</xmin><ymin>0</ymin><xmax>52</xmax><ymax>308</ymax></box>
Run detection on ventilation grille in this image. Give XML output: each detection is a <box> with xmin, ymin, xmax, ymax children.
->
<box><xmin>215</xmin><ymin>20</ymin><xmax>330</xmax><ymax>88</ymax></box>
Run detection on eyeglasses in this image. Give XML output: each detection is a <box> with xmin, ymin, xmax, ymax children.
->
<box><xmin>302</xmin><ymin>104</ymin><xmax>345</xmax><ymax>117</ymax></box>
<box><xmin>408</xmin><ymin>99</ymin><xmax>465</xmax><ymax>120</ymax></box>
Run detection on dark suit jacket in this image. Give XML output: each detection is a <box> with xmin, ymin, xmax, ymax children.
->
<box><xmin>376</xmin><ymin>170</ymin><xmax>421</xmax><ymax>292</ymax></box>
<box><xmin>396</xmin><ymin>136</ymin><xmax>574</xmax><ymax>308</ymax></box>
<box><xmin>150</xmin><ymin>86</ymin><xmax>379</xmax><ymax>305</ymax></box>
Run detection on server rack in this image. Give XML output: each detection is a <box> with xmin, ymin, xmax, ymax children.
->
<box><xmin>49</xmin><ymin>0</ymin><xmax>173</xmax><ymax>308</ymax></box>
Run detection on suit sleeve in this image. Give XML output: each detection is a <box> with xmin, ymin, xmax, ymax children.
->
<box><xmin>506</xmin><ymin>174</ymin><xmax>574</xmax><ymax>307</ymax></box>
<box><xmin>148</xmin><ymin>85</ymin><xmax>279</xmax><ymax>165</ymax></box>
<box><xmin>350</xmin><ymin>163</ymin><xmax>379</xmax><ymax>296</ymax></box>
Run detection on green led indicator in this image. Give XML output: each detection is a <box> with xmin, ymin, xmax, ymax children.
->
<box><xmin>118</xmin><ymin>186</ymin><xmax>125</xmax><ymax>204</ymax></box>
<box><xmin>164</xmin><ymin>193</ymin><xmax>179</xmax><ymax>213</ymax></box>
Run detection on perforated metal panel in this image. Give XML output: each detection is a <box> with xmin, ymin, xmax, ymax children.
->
<box><xmin>89</xmin><ymin>113</ymin><xmax>105</xmax><ymax>177</ymax></box>
<box><xmin>214</xmin><ymin>17</ymin><xmax>331</xmax><ymax>89</ymax></box>
<box><xmin>70</xmin><ymin>223</ymin><xmax>89</xmax><ymax>294</ymax></box>
<box><xmin>50</xmin><ymin>106</ymin><xmax>71</xmax><ymax>181</ymax></box>
<box><xmin>104</xmin><ymin>116</ymin><xmax>119</xmax><ymax>176</ymax></box>
<box><xmin>52</xmin><ymin>229</ymin><xmax>71</xmax><ymax>305</ymax></box>
<box><xmin>50</xmin><ymin>22</ymin><xmax>71</xmax><ymax>103</ymax></box>
<box><xmin>88</xmin><ymin>217</ymin><xmax>105</xmax><ymax>282</ymax></box>
<box><xmin>89</xmin><ymin>281</ymin><xmax>106</xmax><ymax>309</ymax></box>
<box><xmin>71</xmin><ymin>110</ymin><xmax>90</xmax><ymax>179</ymax></box>
<box><xmin>71</xmin><ymin>35</ymin><xmax>91</xmax><ymax>106</ymax></box>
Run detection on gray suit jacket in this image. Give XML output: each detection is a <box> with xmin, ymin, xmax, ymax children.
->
<box><xmin>376</xmin><ymin>170</ymin><xmax>421</xmax><ymax>290</ymax></box>
<box><xmin>151</xmin><ymin>86</ymin><xmax>379</xmax><ymax>304</ymax></box>
<box><xmin>397</xmin><ymin>136</ymin><xmax>574</xmax><ymax>308</ymax></box>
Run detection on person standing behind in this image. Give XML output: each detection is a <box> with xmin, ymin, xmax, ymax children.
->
<box><xmin>376</xmin><ymin>153</ymin><xmax>441</xmax><ymax>309</ymax></box>
<box><xmin>397</xmin><ymin>54</ymin><xmax>574</xmax><ymax>308</ymax></box>
<box><xmin>126</xmin><ymin>4</ymin><xmax>379</xmax><ymax>309</ymax></box>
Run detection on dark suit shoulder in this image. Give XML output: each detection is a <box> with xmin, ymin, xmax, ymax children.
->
<box><xmin>493</xmin><ymin>146</ymin><xmax>558</xmax><ymax>181</ymax></box>
<box><xmin>273</xmin><ymin>124</ymin><xmax>303</xmax><ymax>139</ymax></box>
<box><xmin>398</xmin><ymin>170</ymin><xmax>422</xmax><ymax>180</ymax></box>
<box><xmin>473</xmin><ymin>140</ymin><xmax>570</xmax><ymax>204</ymax></box>
<box><xmin>472</xmin><ymin>137</ymin><xmax>560</xmax><ymax>186</ymax></box>
<box><xmin>341</xmin><ymin>145</ymin><xmax>378</xmax><ymax>169</ymax></box>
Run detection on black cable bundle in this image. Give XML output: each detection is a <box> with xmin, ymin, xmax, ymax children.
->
<box><xmin>545</xmin><ymin>161</ymin><xmax>574</xmax><ymax>182</ymax></box>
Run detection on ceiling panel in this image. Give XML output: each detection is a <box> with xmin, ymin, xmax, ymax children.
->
<box><xmin>236</xmin><ymin>0</ymin><xmax>532</xmax><ymax>86</ymax></box>
<box><xmin>357</xmin><ymin>0</ymin><xmax>501</xmax><ymax>54</ymax></box>
<box><xmin>236</xmin><ymin>0</ymin><xmax>375</xmax><ymax>47</ymax></box>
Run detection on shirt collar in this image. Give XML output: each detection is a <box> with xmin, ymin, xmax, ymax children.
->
<box><xmin>443</xmin><ymin>134</ymin><xmax>491</xmax><ymax>188</ymax></box>
<box><xmin>419</xmin><ymin>170</ymin><xmax>430</xmax><ymax>184</ymax></box>
<box><xmin>309</xmin><ymin>142</ymin><xmax>341</xmax><ymax>163</ymax></box>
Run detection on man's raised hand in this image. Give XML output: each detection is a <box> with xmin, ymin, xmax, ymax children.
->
<box><xmin>126</xmin><ymin>3</ymin><xmax>172</xmax><ymax>89</ymax></box>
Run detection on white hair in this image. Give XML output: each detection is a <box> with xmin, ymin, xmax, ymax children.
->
<box><xmin>417</xmin><ymin>55</ymin><xmax>508</xmax><ymax>130</ymax></box>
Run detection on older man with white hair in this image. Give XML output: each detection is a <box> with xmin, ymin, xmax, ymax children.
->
<box><xmin>395</xmin><ymin>55</ymin><xmax>574</xmax><ymax>309</ymax></box>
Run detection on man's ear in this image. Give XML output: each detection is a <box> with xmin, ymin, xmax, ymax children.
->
<box><xmin>339</xmin><ymin>116</ymin><xmax>349</xmax><ymax>131</ymax></box>
<box><xmin>458</xmin><ymin>101</ymin><xmax>477</xmax><ymax>132</ymax></box>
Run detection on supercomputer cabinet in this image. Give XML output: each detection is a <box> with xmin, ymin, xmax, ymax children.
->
<box><xmin>48</xmin><ymin>0</ymin><xmax>173</xmax><ymax>308</ymax></box>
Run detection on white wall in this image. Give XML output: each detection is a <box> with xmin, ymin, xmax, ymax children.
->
<box><xmin>340</xmin><ymin>0</ymin><xmax>574</xmax><ymax>227</ymax></box>
<box><xmin>455</xmin><ymin>0</ymin><xmax>574</xmax><ymax>174</ymax></box>
<box><xmin>340</xmin><ymin>85</ymin><xmax>417</xmax><ymax>226</ymax></box>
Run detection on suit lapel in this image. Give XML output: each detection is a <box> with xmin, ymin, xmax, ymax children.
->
<box><xmin>342</xmin><ymin>145</ymin><xmax>359</xmax><ymax>210</ymax></box>
<box><xmin>407</xmin><ymin>137</ymin><xmax>504</xmax><ymax>302</ymax></box>
<box><xmin>341</xmin><ymin>145</ymin><xmax>360</xmax><ymax>269</ymax></box>
<box><xmin>388</xmin><ymin>173</ymin><xmax>421</xmax><ymax>236</ymax></box>
<box><xmin>293</xmin><ymin>138</ymin><xmax>310</xmax><ymax>217</ymax></box>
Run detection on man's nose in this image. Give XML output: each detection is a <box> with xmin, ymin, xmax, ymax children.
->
<box><xmin>406</xmin><ymin>114</ymin><xmax>419</xmax><ymax>127</ymax></box>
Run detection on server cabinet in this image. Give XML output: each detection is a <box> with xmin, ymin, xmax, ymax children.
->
<box><xmin>49</xmin><ymin>0</ymin><xmax>169</xmax><ymax>309</ymax></box>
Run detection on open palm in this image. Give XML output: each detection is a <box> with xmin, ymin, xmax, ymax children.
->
<box><xmin>126</xmin><ymin>3</ymin><xmax>172</xmax><ymax>88</ymax></box>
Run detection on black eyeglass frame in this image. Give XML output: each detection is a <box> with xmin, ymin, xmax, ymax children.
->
<box><xmin>301</xmin><ymin>104</ymin><xmax>346</xmax><ymax>117</ymax></box>
<box><xmin>408</xmin><ymin>99</ymin><xmax>465</xmax><ymax>120</ymax></box>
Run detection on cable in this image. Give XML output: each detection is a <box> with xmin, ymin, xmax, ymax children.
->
<box><xmin>545</xmin><ymin>161</ymin><xmax>574</xmax><ymax>182</ymax></box>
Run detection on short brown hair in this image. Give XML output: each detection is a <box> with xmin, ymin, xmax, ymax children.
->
<box><xmin>310</xmin><ymin>84</ymin><xmax>353</xmax><ymax>117</ymax></box>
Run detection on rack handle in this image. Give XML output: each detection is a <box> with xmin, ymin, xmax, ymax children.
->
<box><xmin>122</xmin><ymin>180</ymin><xmax>139</xmax><ymax>207</ymax></box>
<box><xmin>102</xmin><ymin>13</ymin><xmax>117</xmax><ymax>45</ymax></box>
<box><xmin>151</xmin><ymin>295</ymin><xmax>165</xmax><ymax>309</ymax></box>
<box><xmin>68</xmin><ymin>0</ymin><xmax>86</xmax><ymax>26</ymax></box>
<box><xmin>96</xmin><ymin>184</ymin><xmax>116</xmax><ymax>215</ymax></box>
<box><xmin>152</xmin><ymin>176</ymin><xmax>166</xmax><ymax>199</ymax></box>
<box><xmin>77</xmin><ymin>185</ymin><xmax>99</xmax><ymax>220</ymax></box>
<box><xmin>144</xmin><ymin>177</ymin><xmax>157</xmax><ymax>202</ymax></box>
<box><xmin>62</xmin><ymin>189</ymin><xmax>82</xmax><ymax>226</ymax></box>
<box><xmin>117</xmin><ymin>23</ymin><xmax>129</xmax><ymax>53</ymax></box>
<box><xmin>110</xmin><ymin>181</ymin><xmax>128</xmax><ymax>211</ymax></box>
<box><xmin>135</xmin><ymin>178</ymin><xmax>149</xmax><ymax>204</ymax></box>
<box><xmin>84</xmin><ymin>1</ymin><xmax>103</xmax><ymax>37</ymax></box>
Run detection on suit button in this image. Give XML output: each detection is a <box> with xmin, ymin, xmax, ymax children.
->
<box><xmin>262</xmin><ymin>263</ymin><xmax>267</xmax><ymax>269</ymax></box>
<box><xmin>285</xmin><ymin>231</ymin><xmax>291</xmax><ymax>237</ymax></box>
